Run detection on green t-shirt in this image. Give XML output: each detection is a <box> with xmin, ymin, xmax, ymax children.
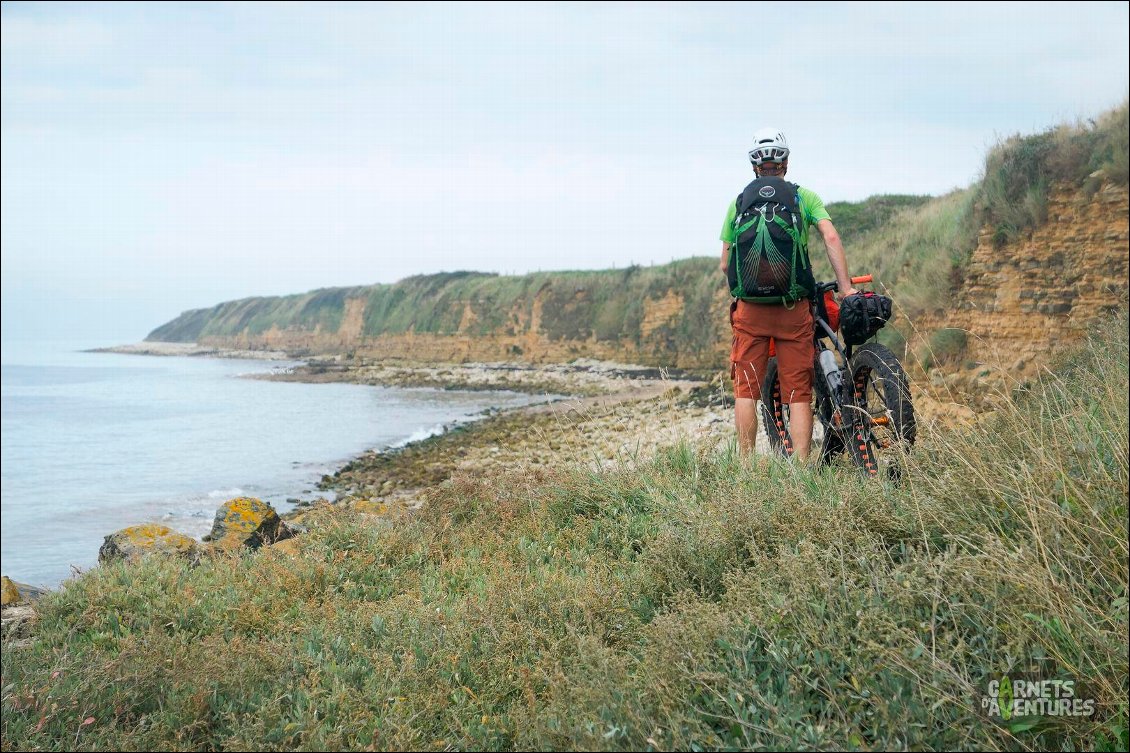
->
<box><xmin>719</xmin><ymin>185</ymin><xmax>831</xmax><ymax>243</ymax></box>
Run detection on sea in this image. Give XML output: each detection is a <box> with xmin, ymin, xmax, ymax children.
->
<box><xmin>1</xmin><ymin>339</ymin><xmax>545</xmax><ymax>589</ymax></box>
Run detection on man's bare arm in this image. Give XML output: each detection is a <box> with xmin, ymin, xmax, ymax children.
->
<box><xmin>720</xmin><ymin>242</ymin><xmax>731</xmax><ymax>273</ymax></box>
<box><xmin>817</xmin><ymin>219</ymin><xmax>857</xmax><ymax>297</ymax></box>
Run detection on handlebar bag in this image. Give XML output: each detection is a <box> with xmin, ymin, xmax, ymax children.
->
<box><xmin>840</xmin><ymin>292</ymin><xmax>893</xmax><ymax>345</ymax></box>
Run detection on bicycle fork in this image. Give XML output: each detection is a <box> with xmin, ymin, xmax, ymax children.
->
<box><xmin>815</xmin><ymin>349</ymin><xmax>850</xmax><ymax>462</ymax></box>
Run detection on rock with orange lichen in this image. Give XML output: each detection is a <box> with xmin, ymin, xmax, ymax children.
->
<box><xmin>352</xmin><ymin>498</ymin><xmax>390</xmax><ymax>516</ymax></box>
<box><xmin>204</xmin><ymin>497</ymin><xmax>294</xmax><ymax>550</ymax></box>
<box><xmin>1</xmin><ymin>576</ymin><xmax>22</xmax><ymax>606</ymax></box>
<box><xmin>97</xmin><ymin>523</ymin><xmax>199</xmax><ymax>564</ymax></box>
<box><xmin>1</xmin><ymin>576</ymin><xmax>47</xmax><ymax>641</ymax></box>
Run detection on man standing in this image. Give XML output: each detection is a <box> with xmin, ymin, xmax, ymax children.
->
<box><xmin>720</xmin><ymin>128</ymin><xmax>857</xmax><ymax>460</ymax></box>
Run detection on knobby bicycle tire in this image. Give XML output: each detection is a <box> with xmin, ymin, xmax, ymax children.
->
<box><xmin>762</xmin><ymin>356</ymin><xmax>842</xmax><ymax>463</ymax></box>
<box><xmin>762</xmin><ymin>345</ymin><xmax>916</xmax><ymax>478</ymax></box>
<box><xmin>761</xmin><ymin>357</ymin><xmax>794</xmax><ymax>457</ymax></box>
<box><xmin>847</xmin><ymin>342</ymin><xmax>916</xmax><ymax>478</ymax></box>
<box><xmin>762</xmin><ymin>355</ymin><xmax>847</xmax><ymax>464</ymax></box>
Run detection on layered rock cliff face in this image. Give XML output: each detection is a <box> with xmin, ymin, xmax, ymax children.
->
<box><xmin>151</xmin><ymin>264</ymin><xmax>735</xmax><ymax>370</ymax></box>
<box><xmin>913</xmin><ymin>180</ymin><xmax>1128</xmax><ymax>376</ymax></box>
<box><xmin>198</xmin><ymin>290</ymin><xmax>733</xmax><ymax>370</ymax></box>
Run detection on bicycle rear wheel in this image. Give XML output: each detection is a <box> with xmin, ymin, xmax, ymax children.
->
<box><xmin>761</xmin><ymin>357</ymin><xmax>794</xmax><ymax>457</ymax></box>
<box><xmin>763</xmin><ymin>356</ymin><xmax>848</xmax><ymax>464</ymax></box>
<box><xmin>847</xmin><ymin>343</ymin><xmax>916</xmax><ymax>478</ymax></box>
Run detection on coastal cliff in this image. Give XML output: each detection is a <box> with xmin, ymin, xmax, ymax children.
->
<box><xmin>148</xmin><ymin>262</ymin><xmax>731</xmax><ymax>369</ymax></box>
<box><xmin>145</xmin><ymin>174</ymin><xmax>1128</xmax><ymax>380</ymax></box>
<box><xmin>145</xmin><ymin>196</ymin><xmax>930</xmax><ymax>371</ymax></box>
<box><xmin>913</xmin><ymin>180</ymin><xmax>1129</xmax><ymax>375</ymax></box>
<box><xmin>148</xmin><ymin>119</ymin><xmax>1128</xmax><ymax>381</ymax></box>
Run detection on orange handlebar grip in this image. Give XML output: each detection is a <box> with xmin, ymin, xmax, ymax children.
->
<box><xmin>851</xmin><ymin>274</ymin><xmax>873</xmax><ymax>284</ymax></box>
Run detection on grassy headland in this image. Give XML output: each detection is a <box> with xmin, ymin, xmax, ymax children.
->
<box><xmin>142</xmin><ymin>193</ymin><xmax>938</xmax><ymax>372</ymax></box>
<box><xmin>3</xmin><ymin>314</ymin><xmax>1126</xmax><ymax>751</ymax></box>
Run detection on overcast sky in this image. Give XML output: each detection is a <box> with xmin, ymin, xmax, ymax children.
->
<box><xmin>2</xmin><ymin>1</ymin><xmax>1127</xmax><ymax>342</ymax></box>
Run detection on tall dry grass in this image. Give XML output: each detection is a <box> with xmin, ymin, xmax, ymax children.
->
<box><xmin>977</xmin><ymin>99</ymin><xmax>1129</xmax><ymax>247</ymax></box>
<box><xmin>3</xmin><ymin>316</ymin><xmax>1126</xmax><ymax>751</ymax></box>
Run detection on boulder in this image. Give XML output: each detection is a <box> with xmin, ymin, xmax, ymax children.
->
<box><xmin>2</xmin><ymin>576</ymin><xmax>50</xmax><ymax>641</ymax></box>
<box><xmin>98</xmin><ymin>524</ymin><xmax>199</xmax><ymax>564</ymax></box>
<box><xmin>1</xmin><ymin>576</ymin><xmax>20</xmax><ymax>606</ymax></box>
<box><xmin>1</xmin><ymin>604</ymin><xmax>36</xmax><ymax>640</ymax></box>
<box><xmin>1</xmin><ymin>576</ymin><xmax>47</xmax><ymax>605</ymax></box>
<box><xmin>204</xmin><ymin>497</ymin><xmax>293</xmax><ymax>550</ymax></box>
<box><xmin>264</xmin><ymin>537</ymin><xmax>303</xmax><ymax>559</ymax></box>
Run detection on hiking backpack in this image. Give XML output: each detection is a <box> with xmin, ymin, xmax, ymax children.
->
<box><xmin>726</xmin><ymin>176</ymin><xmax>815</xmax><ymax>305</ymax></box>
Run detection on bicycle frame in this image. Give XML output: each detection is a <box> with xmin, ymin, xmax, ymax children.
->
<box><xmin>760</xmin><ymin>276</ymin><xmax>881</xmax><ymax>467</ymax></box>
<box><xmin>810</xmin><ymin>291</ymin><xmax>860</xmax><ymax>462</ymax></box>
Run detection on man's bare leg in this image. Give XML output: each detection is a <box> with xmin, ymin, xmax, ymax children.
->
<box><xmin>737</xmin><ymin>397</ymin><xmax>814</xmax><ymax>460</ymax></box>
<box><xmin>789</xmin><ymin>400</ymin><xmax>814</xmax><ymax>460</ymax></box>
<box><xmin>735</xmin><ymin>397</ymin><xmax>758</xmax><ymax>454</ymax></box>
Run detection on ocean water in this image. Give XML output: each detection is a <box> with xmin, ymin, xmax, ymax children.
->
<box><xmin>1</xmin><ymin>340</ymin><xmax>544</xmax><ymax>588</ymax></box>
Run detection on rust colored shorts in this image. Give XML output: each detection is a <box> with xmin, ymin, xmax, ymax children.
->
<box><xmin>730</xmin><ymin>300</ymin><xmax>814</xmax><ymax>403</ymax></box>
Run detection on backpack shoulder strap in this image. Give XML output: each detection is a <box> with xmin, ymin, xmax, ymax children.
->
<box><xmin>791</xmin><ymin>183</ymin><xmax>810</xmax><ymax>224</ymax></box>
<box><xmin>735</xmin><ymin>179</ymin><xmax>759</xmax><ymax>215</ymax></box>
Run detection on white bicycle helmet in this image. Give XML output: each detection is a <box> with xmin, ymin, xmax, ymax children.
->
<box><xmin>749</xmin><ymin>128</ymin><xmax>790</xmax><ymax>165</ymax></box>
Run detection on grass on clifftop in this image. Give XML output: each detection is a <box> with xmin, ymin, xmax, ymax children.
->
<box><xmin>810</xmin><ymin>187</ymin><xmax>979</xmax><ymax>319</ymax></box>
<box><xmin>977</xmin><ymin>98</ymin><xmax>1129</xmax><ymax>247</ymax></box>
<box><xmin>4</xmin><ymin>315</ymin><xmax>1127</xmax><ymax>751</ymax></box>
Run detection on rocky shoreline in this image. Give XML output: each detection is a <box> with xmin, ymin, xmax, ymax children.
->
<box><xmin>277</xmin><ymin>357</ymin><xmax>743</xmax><ymax>525</ymax></box>
<box><xmin>89</xmin><ymin>342</ymin><xmax>294</xmax><ymax>360</ymax></box>
<box><xmin>247</xmin><ymin>352</ymin><xmax>983</xmax><ymax>536</ymax></box>
<box><xmin>1</xmin><ymin>345</ymin><xmax>977</xmax><ymax>638</ymax></box>
<box><xmin>255</xmin><ymin>354</ymin><xmax>707</xmax><ymax>397</ymax></box>
<box><xmin>0</xmin><ymin>352</ymin><xmax>738</xmax><ymax>631</ymax></box>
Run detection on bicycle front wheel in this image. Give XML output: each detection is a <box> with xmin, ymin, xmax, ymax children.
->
<box><xmin>847</xmin><ymin>342</ymin><xmax>916</xmax><ymax>477</ymax></box>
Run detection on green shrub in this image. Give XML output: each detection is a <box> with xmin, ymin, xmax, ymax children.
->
<box><xmin>920</xmin><ymin>327</ymin><xmax>969</xmax><ymax>369</ymax></box>
<box><xmin>1089</xmin><ymin>102</ymin><xmax>1130</xmax><ymax>185</ymax></box>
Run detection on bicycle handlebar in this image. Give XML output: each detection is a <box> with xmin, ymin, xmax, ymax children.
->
<box><xmin>816</xmin><ymin>274</ymin><xmax>874</xmax><ymax>295</ymax></box>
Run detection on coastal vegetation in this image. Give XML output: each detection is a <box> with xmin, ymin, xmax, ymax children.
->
<box><xmin>3</xmin><ymin>314</ymin><xmax>1126</xmax><ymax>751</ymax></box>
<box><xmin>977</xmin><ymin>99</ymin><xmax>1129</xmax><ymax>246</ymax></box>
